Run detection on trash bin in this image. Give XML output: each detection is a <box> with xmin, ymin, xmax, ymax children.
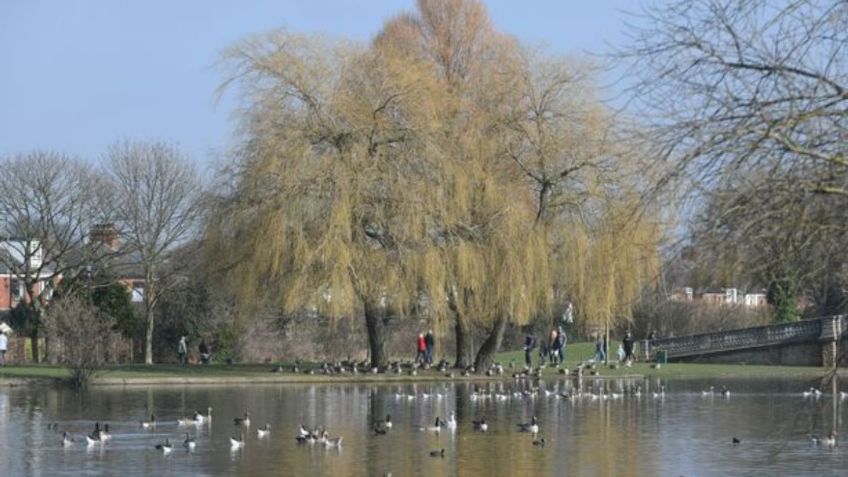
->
<box><xmin>655</xmin><ymin>350</ymin><xmax>667</xmax><ymax>364</ymax></box>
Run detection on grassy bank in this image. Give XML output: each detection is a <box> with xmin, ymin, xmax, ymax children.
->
<box><xmin>0</xmin><ymin>341</ymin><xmax>839</xmax><ymax>386</ymax></box>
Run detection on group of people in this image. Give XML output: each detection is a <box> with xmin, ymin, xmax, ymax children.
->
<box><xmin>177</xmin><ymin>336</ymin><xmax>212</xmax><ymax>366</ymax></box>
<box><xmin>594</xmin><ymin>330</ymin><xmax>640</xmax><ymax>364</ymax></box>
<box><xmin>415</xmin><ymin>330</ymin><xmax>436</xmax><ymax>366</ymax></box>
<box><xmin>524</xmin><ymin>326</ymin><xmax>568</xmax><ymax>368</ymax></box>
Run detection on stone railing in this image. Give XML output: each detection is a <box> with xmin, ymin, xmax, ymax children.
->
<box><xmin>644</xmin><ymin>316</ymin><xmax>844</xmax><ymax>360</ymax></box>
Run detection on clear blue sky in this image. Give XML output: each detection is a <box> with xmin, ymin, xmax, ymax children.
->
<box><xmin>0</xmin><ymin>0</ymin><xmax>640</xmax><ymax>166</ymax></box>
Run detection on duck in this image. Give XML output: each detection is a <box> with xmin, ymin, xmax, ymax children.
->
<box><xmin>532</xmin><ymin>438</ymin><xmax>546</xmax><ymax>447</ymax></box>
<box><xmin>234</xmin><ymin>412</ymin><xmax>251</xmax><ymax>427</ymax></box>
<box><xmin>140</xmin><ymin>414</ymin><xmax>156</xmax><ymax>429</ymax></box>
<box><xmin>62</xmin><ymin>431</ymin><xmax>74</xmax><ymax>447</ymax></box>
<box><xmin>811</xmin><ymin>432</ymin><xmax>837</xmax><ymax>448</ymax></box>
<box><xmin>322</xmin><ymin>431</ymin><xmax>343</xmax><ymax>448</ymax></box>
<box><xmin>517</xmin><ymin>416</ymin><xmax>539</xmax><ymax>434</ymax></box>
<box><xmin>720</xmin><ymin>386</ymin><xmax>730</xmax><ymax>398</ymax></box>
<box><xmin>702</xmin><ymin>386</ymin><xmax>715</xmax><ymax>396</ymax></box>
<box><xmin>230</xmin><ymin>432</ymin><xmax>245</xmax><ymax>450</ymax></box>
<box><xmin>375</xmin><ymin>414</ymin><xmax>393</xmax><ymax>430</ymax></box>
<box><xmin>155</xmin><ymin>438</ymin><xmax>173</xmax><ymax>454</ymax></box>
<box><xmin>446</xmin><ymin>412</ymin><xmax>457</xmax><ymax>431</ymax></box>
<box><xmin>257</xmin><ymin>423</ymin><xmax>272</xmax><ymax>438</ymax></box>
<box><xmin>183</xmin><ymin>433</ymin><xmax>196</xmax><ymax>451</ymax></box>
<box><xmin>732</xmin><ymin>437</ymin><xmax>741</xmax><ymax>445</ymax></box>
<box><xmin>472</xmin><ymin>417</ymin><xmax>488</xmax><ymax>432</ymax></box>
<box><xmin>429</xmin><ymin>448</ymin><xmax>446</xmax><ymax>458</ymax></box>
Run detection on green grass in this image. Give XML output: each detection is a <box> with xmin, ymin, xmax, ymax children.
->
<box><xmin>494</xmin><ymin>342</ymin><xmax>839</xmax><ymax>379</ymax></box>
<box><xmin>0</xmin><ymin>341</ymin><xmax>839</xmax><ymax>385</ymax></box>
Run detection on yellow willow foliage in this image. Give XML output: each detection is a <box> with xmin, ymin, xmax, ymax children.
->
<box><xmin>208</xmin><ymin>29</ymin><xmax>552</xmax><ymax>329</ymax></box>
<box><xmin>558</xmin><ymin>203</ymin><xmax>662</xmax><ymax>335</ymax></box>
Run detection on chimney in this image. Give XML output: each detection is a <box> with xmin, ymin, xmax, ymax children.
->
<box><xmin>90</xmin><ymin>223</ymin><xmax>119</xmax><ymax>250</ymax></box>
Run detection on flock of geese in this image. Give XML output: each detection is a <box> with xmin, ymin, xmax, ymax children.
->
<box><xmin>53</xmin><ymin>381</ymin><xmax>844</xmax><ymax>459</ymax></box>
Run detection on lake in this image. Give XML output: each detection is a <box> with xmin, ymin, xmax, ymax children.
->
<box><xmin>0</xmin><ymin>376</ymin><xmax>845</xmax><ymax>476</ymax></box>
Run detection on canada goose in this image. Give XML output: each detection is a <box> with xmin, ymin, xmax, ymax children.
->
<box><xmin>702</xmin><ymin>386</ymin><xmax>715</xmax><ymax>396</ymax></box>
<box><xmin>62</xmin><ymin>431</ymin><xmax>74</xmax><ymax>447</ymax></box>
<box><xmin>155</xmin><ymin>438</ymin><xmax>173</xmax><ymax>454</ymax></box>
<box><xmin>230</xmin><ymin>432</ymin><xmax>245</xmax><ymax>450</ymax></box>
<box><xmin>518</xmin><ymin>416</ymin><xmax>539</xmax><ymax>434</ymax></box>
<box><xmin>420</xmin><ymin>417</ymin><xmax>443</xmax><ymax>432</ymax></box>
<box><xmin>811</xmin><ymin>432</ymin><xmax>837</xmax><ymax>447</ymax></box>
<box><xmin>85</xmin><ymin>423</ymin><xmax>102</xmax><ymax>446</ymax></box>
<box><xmin>472</xmin><ymin>417</ymin><xmax>488</xmax><ymax>432</ymax></box>
<box><xmin>140</xmin><ymin>414</ymin><xmax>156</xmax><ymax>429</ymax></box>
<box><xmin>429</xmin><ymin>448</ymin><xmax>446</xmax><ymax>458</ymax></box>
<box><xmin>99</xmin><ymin>424</ymin><xmax>112</xmax><ymax>442</ymax></box>
<box><xmin>298</xmin><ymin>424</ymin><xmax>311</xmax><ymax>437</ymax></box>
<box><xmin>257</xmin><ymin>423</ymin><xmax>271</xmax><ymax>438</ymax></box>
<box><xmin>322</xmin><ymin>431</ymin><xmax>343</xmax><ymax>448</ymax></box>
<box><xmin>720</xmin><ymin>386</ymin><xmax>730</xmax><ymax>398</ymax></box>
<box><xmin>802</xmin><ymin>387</ymin><xmax>822</xmax><ymax>398</ymax></box>
<box><xmin>183</xmin><ymin>433</ymin><xmax>196</xmax><ymax>451</ymax></box>
<box><xmin>732</xmin><ymin>437</ymin><xmax>741</xmax><ymax>445</ymax></box>
<box><xmin>375</xmin><ymin>414</ymin><xmax>393</xmax><ymax>430</ymax></box>
<box><xmin>532</xmin><ymin>438</ymin><xmax>546</xmax><ymax>447</ymax></box>
<box><xmin>234</xmin><ymin>412</ymin><xmax>251</xmax><ymax>427</ymax></box>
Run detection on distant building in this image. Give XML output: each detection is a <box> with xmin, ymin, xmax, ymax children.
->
<box><xmin>670</xmin><ymin>286</ymin><xmax>768</xmax><ymax>307</ymax></box>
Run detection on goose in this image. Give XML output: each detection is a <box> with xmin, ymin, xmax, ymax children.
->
<box><xmin>298</xmin><ymin>424</ymin><xmax>311</xmax><ymax>437</ymax></box>
<box><xmin>234</xmin><ymin>412</ymin><xmax>251</xmax><ymax>427</ymax></box>
<box><xmin>195</xmin><ymin>407</ymin><xmax>213</xmax><ymax>424</ymax></box>
<box><xmin>446</xmin><ymin>412</ymin><xmax>457</xmax><ymax>431</ymax></box>
<box><xmin>99</xmin><ymin>424</ymin><xmax>112</xmax><ymax>442</ymax></box>
<box><xmin>517</xmin><ymin>416</ymin><xmax>539</xmax><ymax>434</ymax></box>
<box><xmin>85</xmin><ymin>423</ymin><xmax>102</xmax><ymax>446</ymax></box>
<box><xmin>257</xmin><ymin>423</ymin><xmax>272</xmax><ymax>438</ymax></box>
<box><xmin>811</xmin><ymin>432</ymin><xmax>837</xmax><ymax>448</ymax></box>
<box><xmin>375</xmin><ymin>414</ymin><xmax>393</xmax><ymax>430</ymax></box>
<box><xmin>702</xmin><ymin>386</ymin><xmax>715</xmax><ymax>396</ymax></box>
<box><xmin>732</xmin><ymin>437</ymin><xmax>740</xmax><ymax>445</ymax></box>
<box><xmin>62</xmin><ymin>431</ymin><xmax>74</xmax><ymax>447</ymax></box>
<box><xmin>230</xmin><ymin>432</ymin><xmax>245</xmax><ymax>450</ymax></box>
<box><xmin>720</xmin><ymin>386</ymin><xmax>730</xmax><ymax>398</ymax></box>
<box><xmin>322</xmin><ymin>431</ymin><xmax>343</xmax><ymax>448</ymax></box>
<box><xmin>140</xmin><ymin>414</ymin><xmax>156</xmax><ymax>429</ymax></box>
<box><xmin>420</xmin><ymin>417</ymin><xmax>443</xmax><ymax>432</ymax></box>
<box><xmin>532</xmin><ymin>438</ymin><xmax>546</xmax><ymax>447</ymax></box>
<box><xmin>802</xmin><ymin>387</ymin><xmax>822</xmax><ymax>398</ymax></box>
<box><xmin>429</xmin><ymin>448</ymin><xmax>446</xmax><ymax>458</ymax></box>
<box><xmin>472</xmin><ymin>417</ymin><xmax>488</xmax><ymax>432</ymax></box>
<box><xmin>652</xmin><ymin>385</ymin><xmax>665</xmax><ymax>399</ymax></box>
<box><xmin>183</xmin><ymin>433</ymin><xmax>196</xmax><ymax>451</ymax></box>
<box><xmin>155</xmin><ymin>438</ymin><xmax>173</xmax><ymax>454</ymax></box>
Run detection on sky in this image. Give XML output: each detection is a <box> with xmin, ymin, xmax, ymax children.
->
<box><xmin>0</xmin><ymin>0</ymin><xmax>640</xmax><ymax>167</ymax></box>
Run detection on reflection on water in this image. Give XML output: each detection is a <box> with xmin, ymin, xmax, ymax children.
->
<box><xmin>0</xmin><ymin>377</ymin><xmax>845</xmax><ymax>476</ymax></box>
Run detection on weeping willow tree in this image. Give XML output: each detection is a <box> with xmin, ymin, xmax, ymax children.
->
<box><xmin>209</xmin><ymin>5</ymin><xmax>551</xmax><ymax>369</ymax></box>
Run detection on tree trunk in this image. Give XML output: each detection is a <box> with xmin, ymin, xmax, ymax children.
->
<box><xmin>144</xmin><ymin>268</ymin><xmax>155</xmax><ymax>365</ymax></box>
<box><xmin>364</xmin><ymin>301</ymin><xmax>388</xmax><ymax>369</ymax></box>
<box><xmin>473</xmin><ymin>315</ymin><xmax>508</xmax><ymax>373</ymax></box>
<box><xmin>453</xmin><ymin>315</ymin><xmax>474</xmax><ymax>369</ymax></box>
<box><xmin>31</xmin><ymin>328</ymin><xmax>40</xmax><ymax>364</ymax></box>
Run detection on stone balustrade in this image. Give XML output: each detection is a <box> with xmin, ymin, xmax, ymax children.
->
<box><xmin>642</xmin><ymin>316</ymin><xmax>845</xmax><ymax>362</ymax></box>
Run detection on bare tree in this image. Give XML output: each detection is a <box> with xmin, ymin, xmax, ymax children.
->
<box><xmin>43</xmin><ymin>295</ymin><xmax>113</xmax><ymax>389</ymax></box>
<box><xmin>106</xmin><ymin>141</ymin><xmax>202</xmax><ymax>364</ymax></box>
<box><xmin>0</xmin><ymin>151</ymin><xmax>114</xmax><ymax>362</ymax></box>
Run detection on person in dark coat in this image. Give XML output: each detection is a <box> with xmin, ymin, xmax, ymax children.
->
<box><xmin>424</xmin><ymin>329</ymin><xmax>435</xmax><ymax>365</ymax></box>
<box><xmin>623</xmin><ymin>330</ymin><xmax>635</xmax><ymax>362</ymax></box>
<box><xmin>524</xmin><ymin>333</ymin><xmax>536</xmax><ymax>369</ymax></box>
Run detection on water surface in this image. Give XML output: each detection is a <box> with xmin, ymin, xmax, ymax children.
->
<box><xmin>0</xmin><ymin>376</ymin><xmax>845</xmax><ymax>476</ymax></box>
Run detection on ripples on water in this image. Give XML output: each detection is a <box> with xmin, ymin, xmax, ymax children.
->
<box><xmin>0</xmin><ymin>377</ymin><xmax>845</xmax><ymax>476</ymax></box>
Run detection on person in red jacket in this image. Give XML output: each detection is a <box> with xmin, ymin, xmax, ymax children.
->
<box><xmin>416</xmin><ymin>333</ymin><xmax>427</xmax><ymax>364</ymax></box>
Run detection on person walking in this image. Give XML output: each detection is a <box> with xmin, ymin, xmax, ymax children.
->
<box><xmin>178</xmin><ymin>336</ymin><xmax>187</xmax><ymax>366</ymax></box>
<box><xmin>623</xmin><ymin>330</ymin><xmax>635</xmax><ymax>363</ymax></box>
<box><xmin>198</xmin><ymin>340</ymin><xmax>211</xmax><ymax>364</ymax></box>
<box><xmin>0</xmin><ymin>329</ymin><xmax>7</xmax><ymax>366</ymax></box>
<box><xmin>593</xmin><ymin>335</ymin><xmax>606</xmax><ymax>362</ymax></box>
<box><xmin>548</xmin><ymin>328</ymin><xmax>559</xmax><ymax>365</ymax></box>
<box><xmin>524</xmin><ymin>333</ymin><xmax>536</xmax><ymax>369</ymax></box>
<box><xmin>557</xmin><ymin>326</ymin><xmax>567</xmax><ymax>364</ymax></box>
<box><xmin>416</xmin><ymin>333</ymin><xmax>427</xmax><ymax>365</ymax></box>
<box><xmin>425</xmin><ymin>329</ymin><xmax>435</xmax><ymax>365</ymax></box>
